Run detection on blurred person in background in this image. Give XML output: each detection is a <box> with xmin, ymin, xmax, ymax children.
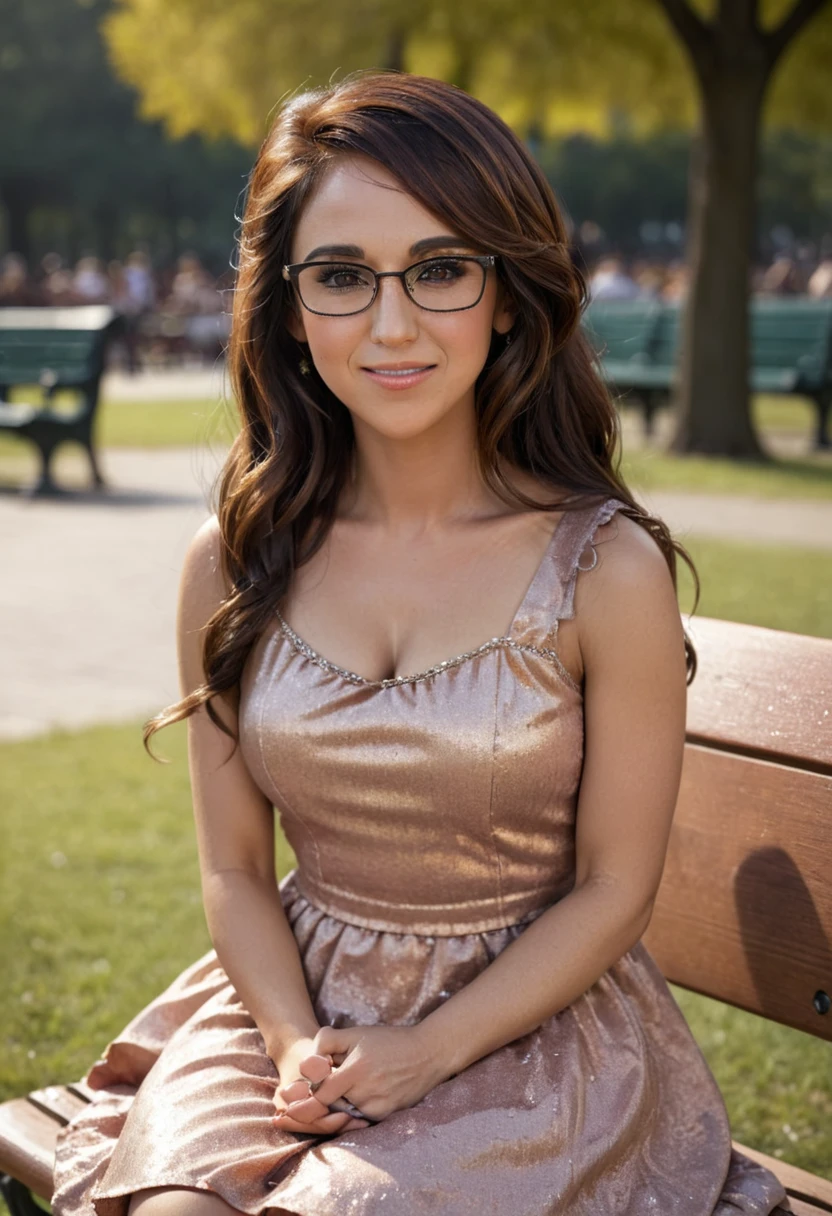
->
<box><xmin>660</xmin><ymin>259</ymin><xmax>689</xmax><ymax>302</ymax></box>
<box><xmin>588</xmin><ymin>253</ymin><xmax>642</xmax><ymax>300</ymax></box>
<box><xmin>164</xmin><ymin>251</ymin><xmax>220</xmax><ymax>314</ymax></box>
<box><xmin>758</xmin><ymin>254</ymin><xmax>806</xmax><ymax>295</ymax></box>
<box><xmin>39</xmin><ymin>253</ymin><xmax>77</xmax><ymax>305</ymax></box>
<box><xmin>630</xmin><ymin>258</ymin><xmax>668</xmax><ymax>300</ymax></box>
<box><xmin>113</xmin><ymin>250</ymin><xmax>157</xmax><ymax>373</ymax></box>
<box><xmin>0</xmin><ymin>253</ymin><xmax>42</xmax><ymax>305</ymax></box>
<box><xmin>124</xmin><ymin>250</ymin><xmax>156</xmax><ymax>313</ymax></box>
<box><xmin>162</xmin><ymin>251</ymin><xmax>225</xmax><ymax>364</ymax></box>
<box><xmin>72</xmin><ymin>255</ymin><xmax>110</xmax><ymax>303</ymax></box>
<box><xmin>807</xmin><ymin>257</ymin><xmax>832</xmax><ymax>298</ymax></box>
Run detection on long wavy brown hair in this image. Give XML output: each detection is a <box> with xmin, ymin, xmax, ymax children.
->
<box><xmin>144</xmin><ymin>68</ymin><xmax>698</xmax><ymax>755</ymax></box>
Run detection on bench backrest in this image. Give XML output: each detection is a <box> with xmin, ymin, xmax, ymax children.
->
<box><xmin>750</xmin><ymin>299</ymin><xmax>832</xmax><ymax>384</ymax></box>
<box><xmin>583</xmin><ymin>298</ymin><xmax>832</xmax><ymax>383</ymax></box>
<box><xmin>642</xmin><ymin>617</ymin><xmax>832</xmax><ymax>1043</ymax></box>
<box><xmin>582</xmin><ymin>300</ymin><xmax>662</xmax><ymax>364</ymax></box>
<box><xmin>0</xmin><ymin>306</ymin><xmax>116</xmax><ymax>389</ymax></box>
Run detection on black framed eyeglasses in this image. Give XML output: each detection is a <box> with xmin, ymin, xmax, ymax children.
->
<box><xmin>281</xmin><ymin>254</ymin><xmax>497</xmax><ymax>317</ymax></box>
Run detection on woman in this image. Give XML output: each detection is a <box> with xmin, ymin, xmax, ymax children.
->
<box><xmin>52</xmin><ymin>71</ymin><xmax>789</xmax><ymax>1216</ymax></box>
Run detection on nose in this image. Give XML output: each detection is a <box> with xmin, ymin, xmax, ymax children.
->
<box><xmin>369</xmin><ymin>273</ymin><xmax>420</xmax><ymax>346</ymax></box>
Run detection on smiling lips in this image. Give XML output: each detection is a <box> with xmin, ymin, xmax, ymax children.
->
<box><xmin>365</xmin><ymin>364</ymin><xmax>435</xmax><ymax>375</ymax></box>
<box><xmin>362</xmin><ymin>363</ymin><xmax>437</xmax><ymax>389</ymax></box>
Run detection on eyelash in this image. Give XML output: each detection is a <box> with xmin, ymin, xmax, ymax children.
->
<box><xmin>313</xmin><ymin>258</ymin><xmax>468</xmax><ymax>289</ymax></box>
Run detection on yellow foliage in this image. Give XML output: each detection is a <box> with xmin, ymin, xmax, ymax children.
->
<box><xmin>102</xmin><ymin>0</ymin><xmax>832</xmax><ymax>146</ymax></box>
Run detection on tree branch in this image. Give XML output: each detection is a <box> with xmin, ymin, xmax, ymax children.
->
<box><xmin>653</xmin><ymin>0</ymin><xmax>713</xmax><ymax>67</ymax></box>
<box><xmin>765</xmin><ymin>0</ymin><xmax>829</xmax><ymax>63</ymax></box>
<box><xmin>718</xmin><ymin>0</ymin><xmax>759</xmax><ymax>38</ymax></box>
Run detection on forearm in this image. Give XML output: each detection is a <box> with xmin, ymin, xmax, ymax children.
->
<box><xmin>418</xmin><ymin>878</ymin><xmax>651</xmax><ymax>1079</ymax></box>
<box><xmin>202</xmin><ymin>869</ymin><xmax>319</xmax><ymax>1064</ymax></box>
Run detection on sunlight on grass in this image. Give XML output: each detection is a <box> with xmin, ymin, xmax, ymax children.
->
<box><xmin>678</xmin><ymin>536</ymin><xmax>832</xmax><ymax>638</ymax></box>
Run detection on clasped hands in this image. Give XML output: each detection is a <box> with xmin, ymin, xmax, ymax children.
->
<box><xmin>273</xmin><ymin>1023</ymin><xmax>448</xmax><ymax>1136</ymax></box>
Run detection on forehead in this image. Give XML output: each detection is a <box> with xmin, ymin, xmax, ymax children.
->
<box><xmin>290</xmin><ymin>155</ymin><xmax>460</xmax><ymax>261</ymax></box>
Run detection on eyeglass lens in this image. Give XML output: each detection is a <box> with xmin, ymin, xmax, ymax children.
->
<box><xmin>294</xmin><ymin>257</ymin><xmax>487</xmax><ymax>315</ymax></box>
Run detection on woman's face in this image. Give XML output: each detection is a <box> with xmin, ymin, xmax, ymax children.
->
<box><xmin>285</xmin><ymin>154</ymin><xmax>514</xmax><ymax>443</ymax></box>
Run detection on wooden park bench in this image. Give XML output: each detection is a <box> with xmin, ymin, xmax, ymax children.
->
<box><xmin>584</xmin><ymin>297</ymin><xmax>832</xmax><ymax>449</ymax></box>
<box><xmin>0</xmin><ymin>305</ymin><xmax>120</xmax><ymax>495</ymax></box>
<box><xmin>1</xmin><ymin>615</ymin><xmax>830</xmax><ymax>1214</ymax></box>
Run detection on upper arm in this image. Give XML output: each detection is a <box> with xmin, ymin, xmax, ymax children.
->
<box><xmin>571</xmin><ymin>513</ymin><xmax>687</xmax><ymax>927</ymax></box>
<box><xmin>178</xmin><ymin>515</ymin><xmax>276</xmax><ymax>885</ymax></box>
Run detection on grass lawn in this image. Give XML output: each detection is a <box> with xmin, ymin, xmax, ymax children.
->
<box><xmin>1</xmin><ymin>390</ymin><xmax>831</xmax><ymax>499</ymax></box>
<box><xmin>2</xmin><ymin>535</ymin><xmax>830</xmax><ymax>1191</ymax></box>
<box><xmin>679</xmin><ymin>536</ymin><xmax>832</xmax><ymax>638</ymax></box>
<box><xmin>621</xmin><ymin>445</ymin><xmax>832</xmax><ymax>500</ymax></box>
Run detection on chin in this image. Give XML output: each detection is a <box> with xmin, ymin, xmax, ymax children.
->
<box><xmin>358</xmin><ymin>406</ymin><xmax>458</xmax><ymax>442</ymax></box>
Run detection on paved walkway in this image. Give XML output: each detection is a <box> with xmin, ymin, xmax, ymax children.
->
<box><xmin>102</xmin><ymin>365</ymin><xmax>227</xmax><ymax>402</ymax></box>
<box><xmin>1</xmin><ymin>445</ymin><xmax>830</xmax><ymax>740</ymax></box>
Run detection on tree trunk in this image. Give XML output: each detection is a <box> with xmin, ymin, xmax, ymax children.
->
<box><xmin>671</xmin><ymin>68</ymin><xmax>768</xmax><ymax>457</ymax></box>
<box><xmin>383</xmin><ymin>28</ymin><xmax>406</xmax><ymax>71</ymax></box>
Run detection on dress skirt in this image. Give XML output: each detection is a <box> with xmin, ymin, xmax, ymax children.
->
<box><xmin>51</xmin><ymin>873</ymin><xmax>791</xmax><ymax>1216</ymax></box>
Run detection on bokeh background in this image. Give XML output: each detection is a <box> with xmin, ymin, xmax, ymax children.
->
<box><xmin>1</xmin><ymin>0</ymin><xmax>831</xmax><ymax>1196</ymax></box>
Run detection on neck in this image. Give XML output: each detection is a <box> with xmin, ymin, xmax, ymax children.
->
<box><xmin>343</xmin><ymin>401</ymin><xmax>502</xmax><ymax>533</ymax></box>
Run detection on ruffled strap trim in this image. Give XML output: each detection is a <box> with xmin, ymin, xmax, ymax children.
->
<box><xmin>556</xmin><ymin>496</ymin><xmax>628</xmax><ymax>623</ymax></box>
<box><xmin>511</xmin><ymin>496</ymin><xmax>628</xmax><ymax>646</ymax></box>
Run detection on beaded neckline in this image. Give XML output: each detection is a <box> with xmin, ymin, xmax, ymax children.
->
<box><xmin>271</xmin><ymin>505</ymin><xmax>595</xmax><ymax>693</ymax></box>
<box><xmin>274</xmin><ymin>608</ymin><xmax>581</xmax><ymax>693</ymax></box>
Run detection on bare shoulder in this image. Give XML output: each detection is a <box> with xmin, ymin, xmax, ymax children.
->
<box><xmin>588</xmin><ymin>510</ymin><xmax>673</xmax><ymax>592</ymax></box>
<box><xmin>575</xmin><ymin>509</ymin><xmax>683</xmax><ymax>660</ymax></box>
<box><xmin>179</xmin><ymin>514</ymin><xmax>231</xmax><ymax>631</ymax></box>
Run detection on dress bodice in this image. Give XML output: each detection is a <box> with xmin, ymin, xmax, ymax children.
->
<box><xmin>238</xmin><ymin>497</ymin><xmax>627</xmax><ymax>936</ymax></box>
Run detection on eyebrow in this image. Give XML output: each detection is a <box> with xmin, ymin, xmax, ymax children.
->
<box><xmin>301</xmin><ymin>236</ymin><xmax>476</xmax><ymax>263</ymax></box>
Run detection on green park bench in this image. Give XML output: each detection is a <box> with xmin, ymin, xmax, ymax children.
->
<box><xmin>0</xmin><ymin>616</ymin><xmax>830</xmax><ymax>1214</ymax></box>
<box><xmin>0</xmin><ymin>305</ymin><xmax>120</xmax><ymax>495</ymax></box>
<box><xmin>583</xmin><ymin>297</ymin><xmax>832</xmax><ymax>449</ymax></box>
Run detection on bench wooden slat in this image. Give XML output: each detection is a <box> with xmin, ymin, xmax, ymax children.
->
<box><xmin>786</xmin><ymin>1199</ymin><xmax>832</xmax><ymax>1216</ymax></box>
<box><xmin>0</xmin><ymin>1098</ymin><xmax>61</xmax><ymax>1199</ymax></box>
<box><xmin>734</xmin><ymin>1140</ymin><xmax>832</xmax><ymax>1210</ymax></box>
<box><xmin>26</xmin><ymin>1085</ymin><xmax>90</xmax><ymax>1126</ymax></box>
<box><xmin>644</xmin><ymin>745</ymin><xmax>832</xmax><ymax>1039</ymax></box>
<box><xmin>685</xmin><ymin>618</ymin><xmax>832</xmax><ymax>774</ymax></box>
<box><xmin>0</xmin><ymin>1086</ymin><xmax>91</xmax><ymax>1201</ymax></box>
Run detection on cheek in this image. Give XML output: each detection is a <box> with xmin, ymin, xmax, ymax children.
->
<box><xmin>304</xmin><ymin>319</ymin><xmax>362</xmax><ymax>370</ymax></box>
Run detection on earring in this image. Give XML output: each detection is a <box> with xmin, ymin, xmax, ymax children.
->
<box><xmin>505</xmin><ymin>331</ymin><xmax>513</xmax><ymax>346</ymax></box>
<box><xmin>299</xmin><ymin>355</ymin><xmax>311</xmax><ymax>376</ymax></box>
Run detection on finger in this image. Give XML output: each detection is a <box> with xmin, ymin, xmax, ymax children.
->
<box><xmin>273</xmin><ymin>1111</ymin><xmax>367</xmax><ymax>1136</ymax></box>
<box><xmin>282</xmin><ymin>1095</ymin><xmax>331</xmax><ymax>1124</ymax></box>
<box><xmin>309</xmin><ymin>1062</ymin><xmax>360</xmax><ymax>1110</ymax></box>
<box><xmin>277</xmin><ymin>1079</ymin><xmax>310</xmax><ymax>1105</ymax></box>
<box><xmin>273</xmin><ymin>1112</ymin><xmax>345</xmax><ymax>1135</ymax></box>
<box><xmin>299</xmin><ymin>1053</ymin><xmax>333</xmax><ymax>1084</ymax></box>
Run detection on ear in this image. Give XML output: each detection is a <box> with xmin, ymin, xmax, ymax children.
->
<box><xmin>491</xmin><ymin>282</ymin><xmax>517</xmax><ymax>337</ymax></box>
<box><xmin>284</xmin><ymin>303</ymin><xmax>307</xmax><ymax>343</ymax></box>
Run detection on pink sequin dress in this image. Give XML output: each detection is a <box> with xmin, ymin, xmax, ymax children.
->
<box><xmin>52</xmin><ymin>496</ymin><xmax>790</xmax><ymax>1215</ymax></box>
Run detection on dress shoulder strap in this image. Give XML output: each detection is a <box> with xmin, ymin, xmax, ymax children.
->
<box><xmin>510</xmin><ymin>496</ymin><xmax>628</xmax><ymax>645</ymax></box>
<box><xmin>550</xmin><ymin>495</ymin><xmax>628</xmax><ymax>622</ymax></box>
